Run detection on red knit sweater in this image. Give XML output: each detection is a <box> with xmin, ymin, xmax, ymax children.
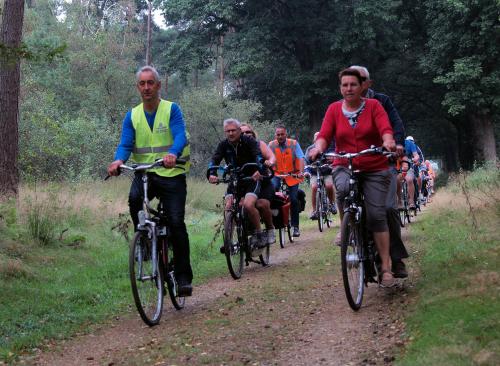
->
<box><xmin>317</xmin><ymin>98</ymin><xmax>393</xmax><ymax>172</ymax></box>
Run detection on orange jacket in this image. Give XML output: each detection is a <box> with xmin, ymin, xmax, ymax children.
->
<box><xmin>269</xmin><ymin>138</ymin><xmax>303</xmax><ymax>186</ymax></box>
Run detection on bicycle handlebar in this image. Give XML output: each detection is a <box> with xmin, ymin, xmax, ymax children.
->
<box><xmin>104</xmin><ymin>158</ymin><xmax>187</xmax><ymax>180</ymax></box>
<box><xmin>325</xmin><ymin>146</ymin><xmax>395</xmax><ymax>160</ymax></box>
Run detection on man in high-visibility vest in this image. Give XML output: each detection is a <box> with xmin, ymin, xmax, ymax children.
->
<box><xmin>107</xmin><ymin>66</ymin><xmax>193</xmax><ymax>296</ymax></box>
<box><xmin>269</xmin><ymin>125</ymin><xmax>305</xmax><ymax>237</ymax></box>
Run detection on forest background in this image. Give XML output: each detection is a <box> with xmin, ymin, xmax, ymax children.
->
<box><xmin>1</xmin><ymin>0</ymin><xmax>499</xmax><ymax>185</ymax></box>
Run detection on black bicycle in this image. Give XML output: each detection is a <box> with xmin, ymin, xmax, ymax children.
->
<box><xmin>274</xmin><ymin>174</ymin><xmax>297</xmax><ymax>247</ymax></box>
<box><xmin>305</xmin><ymin>157</ymin><xmax>334</xmax><ymax>232</ymax></box>
<box><xmin>398</xmin><ymin>160</ymin><xmax>412</xmax><ymax>226</ymax></box>
<box><xmin>107</xmin><ymin>159</ymin><xmax>186</xmax><ymax>326</ymax></box>
<box><xmin>210</xmin><ymin>163</ymin><xmax>272</xmax><ymax>279</ymax></box>
<box><xmin>326</xmin><ymin>147</ymin><xmax>394</xmax><ymax>311</ymax></box>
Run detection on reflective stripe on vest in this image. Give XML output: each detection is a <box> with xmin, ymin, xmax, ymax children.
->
<box><xmin>130</xmin><ymin>99</ymin><xmax>190</xmax><ymax>177</ymax></box>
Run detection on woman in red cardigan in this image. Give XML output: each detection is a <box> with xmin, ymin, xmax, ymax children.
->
<box><xmin>308</xmin><ymin>68</ymin><xmax>396</xmax><ymax>287</ymax></box>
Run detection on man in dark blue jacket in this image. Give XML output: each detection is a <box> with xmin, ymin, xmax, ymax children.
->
<box><xmin>350</xmin><ymin>65</ymin><xmax>409</xmax><ymax>278</ymax></box>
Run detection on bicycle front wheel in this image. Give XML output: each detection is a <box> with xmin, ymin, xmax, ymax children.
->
<box><xmin>259</xmin><ymin>244</ymin><xmax>270</xmax><ymax>266</ymax></box>
<box><xmin>224</xmin><ymin>211</ymin><xmax>244</xmax><ymax>279</ymax></box>
<box><xmin>324</xmin><ymin>193</ymin><xmax>332</xmax><ymax>228</ymax></box>
<box><xmin>340</xmin><ymin>212</ymin><xmax>365</xmax><ymax>311</ymax></box>
<box><xmin>316</xmin><ymin>189</ymin><xmax>324</xmax><ymax>232</ymax></box>
<box><xmin>278</xmin><ymin>227</ymin><xmax>286</xmax><ymax>248</ymax></box>
<box><xmin>129</xmin><ymin>231</ymin><xmax>164</xmax><ymax>326</ymax></box>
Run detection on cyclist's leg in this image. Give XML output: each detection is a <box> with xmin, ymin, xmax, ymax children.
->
<box><xmin>362</xmin><ymin>170</ymin><xmax>394</xmax><ymax>285</ymax></box>
<box><xmin>386</xmin><ymin>166</ymin><xmax>409</xmax><ymax>277</ymax></box>
<box><xmin>332</xmin><ymin>167</ymin><xmax>350</xmax><ymax>244</ymax></box>
<box><xmin>271</xmin><ymin>176</ymin><xmax>281</xmax><ymax>192</ymax></box>
<box><xmin>310</xmin><ymin>175</ymin><xmax>318</xmax><ymax>218</ymax></box>
<box><xmin>153</xmin><ymin>174</ymin><xmax>193</xmax><ymax>287</ymax></box>
<box><xmin>256</xmin><ymin>179</ymin><xmax>275</xmax><ymax>231</ymax></box>
<box><xmin>288</xmin><ymin>183</ymin><xmax>300</xmax><ymax>228</ymax></box>
<box><xmin>405</xmin><ymin>168</ymin><xmax>416</xmax><ymax>207</ymax></box>
<box><xmin>128</xmin><ymin>172</ymin><xmax>148</xmax><ymax>231</ymax></box>
<box><xmin>325</xmin><ymin>175</ymin><xmax>334</xmax><ymax>203</ymax></box>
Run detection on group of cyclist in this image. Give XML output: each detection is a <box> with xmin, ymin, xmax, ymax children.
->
<box><xmin>108</xmin><ymin>64</ymin><xmax>435</xmax><ymax>296</ymax></box>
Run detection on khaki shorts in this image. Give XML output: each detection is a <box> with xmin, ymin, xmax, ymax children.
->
<box><xmin>310</xmin><ymin>174</ymin><xmax>333</xmax><ymax>187</ymax></box>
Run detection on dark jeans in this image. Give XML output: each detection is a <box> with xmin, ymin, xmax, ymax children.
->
<box><xmin>129</xmin><ymin>173</ymin><xmax>193</xmax><ymax>283</ymax></box>
<box><xmin>387</xmin><ymin>166</ymin><xmax>409</xmax><ymax>261</ymax></box>
<box><xmin>272</xmin><ymin>177</ymin><xmax>300</xmax><ymax>227</ymax></box>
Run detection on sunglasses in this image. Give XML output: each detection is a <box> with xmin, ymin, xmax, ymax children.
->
<box><xmin>242</xmin><ymin>131</ymin><xmax>254</xmax><ymax>135</ymax></box>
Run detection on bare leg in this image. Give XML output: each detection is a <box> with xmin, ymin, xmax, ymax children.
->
<box><xmin>243</xmin><ymin>194</ymin><xmax>261</xmax><ymax>232</ymax></box>
<box><xmin>256</xmin><ymin>199</ymin><xmax>273</xmax><ymax>229</ymax></box>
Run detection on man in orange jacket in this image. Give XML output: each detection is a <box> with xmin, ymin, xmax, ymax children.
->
<box><xmin>269</xmin><ymin>125</ymin><xmax>305</xmax><ymax>237</ymax></box>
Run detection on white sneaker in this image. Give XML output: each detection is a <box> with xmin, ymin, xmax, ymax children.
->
<box><xmin>266</xmin><ymin>229</ymin><xmax>276</xmax><ymax>245</ymax></box>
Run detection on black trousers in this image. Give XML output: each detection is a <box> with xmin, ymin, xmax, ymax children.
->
<box><xmin>387</xmin><ymin>167</ymin><xmax>409</xmax><ymax>261</ymax></box>
<box><xmin>129</xmin><ymin>173</ymin><xmax>193</xmax><ymax>282</ymax></box>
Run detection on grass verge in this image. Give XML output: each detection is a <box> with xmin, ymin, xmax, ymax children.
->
<box><xmin>397</xmin><ymin>166</ymin><xmax>500</xmax><ymax>365</ymax></box>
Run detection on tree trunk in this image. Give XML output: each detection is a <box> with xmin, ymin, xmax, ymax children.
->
<box><xmin>0</xmin><ymin>0</ymin><xmax>25</xmax><ymax>199</ymax></box>
<box><xmin>219</xmin><ymin>35</ymin><xmax>224</xmax><ymax>96</ymax></box>
<box><xmin>469</xmin><ymin>112</ymin><xmax>497</xmax><ymax>163</ymax></box>
<box><xmin>145</xmin><ymin>0</ymin><xmax>152</xmax><ymax>65</ymax></box>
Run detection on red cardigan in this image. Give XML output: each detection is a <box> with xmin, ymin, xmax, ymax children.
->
<box><xmin>317</xmin><ymin>98</ymin><xmax>393</xmax><ymax>172</ymax></box>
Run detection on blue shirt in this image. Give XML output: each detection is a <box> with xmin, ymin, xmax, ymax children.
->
<box><xmin>404</xmin><ymin>140</ymin><xmax>418</xmax><ymax>160</ymax></box>
<box><xmin>114</xmin><ymin>102</ymin><xmax>187</xmax><ymax>162</ymax></box>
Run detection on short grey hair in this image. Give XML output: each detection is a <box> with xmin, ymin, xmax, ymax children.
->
<box><xmin>223</xmin><ymin>118</ymin><xmax>241</xmax><ymax>128</ymax></box>
<box><xmin>136</xmin><ymin>65</ymin><xmax>161</xmax><ymax>83</ymax></box>
<box><xmin>349</xmin><ymin>65</ymin><xmax>370</xmax><ymax>80</ymax></box>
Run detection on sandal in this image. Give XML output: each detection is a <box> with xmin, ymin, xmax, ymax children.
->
<box><xmin>380</xmin><ymin>270</ymin><xmax>396</xmax><ymax>288</ymax></box>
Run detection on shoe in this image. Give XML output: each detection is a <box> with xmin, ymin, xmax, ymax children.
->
<box><xmin>334</xmin><ymin>231</ymin><xmax>341</xmax><ymax>246</ymax></box>
<box><xmin>266</xmin><ymin>229</ymin><xmax>276</xmax><ymax>245</ymax></box>
<box><xmin>380</xmin><ymin>270</ymin><xmax>396</xmax><ymax>288</ymax></box>
<box><xmin>292</xmin><ymin>227</ymin><xmax>300</xmax><ymax>237</ymax></box>
<box><xmin>392</xmin><ymin>260</ymin><xmax>408</xmax><ymax>278</ymax></box>
<box><xmin>330</xmin><ymin>203</ymin><xmax>338</xmax><ymax>215</ymax></box>
<box><xmin>176</xmin><ymin>277</ymin><xmax>193</xmax><ymax>297</ymax></box>
<box><xmin>250</xmin><ymin>231</ymin><xmax>264</xmax><ymax>249</ymax></box>
<box><xmin>309</xmin><ymin>211</ymin><xmax>318</xmax><ymax>220</ymax></box>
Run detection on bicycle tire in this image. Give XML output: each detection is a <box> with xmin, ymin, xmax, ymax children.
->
<box><xmin>399</xmin><ymin>209</ymin><xmax>406</xmax><ymax>227</ymax></box>
<box><xmin>287</xmin><ymin>224</ymin><xmax>294</xmax><ymax>243</ymax></box>
<box><xmin>223</xmin><ymin>211</ymin><xmax>244</xmax><ymax>279</ymax></box>
<box><xmin>279</xmin><ymin>227</ymin><xmax>286</xmax><ymax>248</ymax></box>
<box><xmin>129</xmin><ymin>231</ymin><xmax>164</xmax><ymax>326</ymax></box>
<box><xmin>324</xmin><ymin>192</ymin><xmax>332</xmax><ymax>228</ymax></box>
<box><xmin>340</xmin><ymin>212</ymin><xmax>365</xmax><ymax>311</ymax></box>
<box><xmin>259</xmin><ymin>244</ymin><xmax>270</xmax><ymax>266</ymax></box>
<box><xmin>164</xmin><ymin>246</ymin><xmax>185</xmax><ymax>310</ymax></box>
<box><xmin>316</xmin><ymin>189</ymin><xmax>324</xmax><ymax>232</ymax></box>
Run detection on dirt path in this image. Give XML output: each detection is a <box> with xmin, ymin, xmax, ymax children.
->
<box><xmin>26</xmin><ymin>217</ymin><xmax>418</xmax><ymax>366</ymax></box>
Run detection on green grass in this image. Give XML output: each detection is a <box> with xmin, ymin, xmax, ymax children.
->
<box><xmin>397</xmin><ymin>167</ymin><xmax>500</xmax><ymax>365</ymax></box>
<box><xmin>0</xmin><ymin>178</ymin><xmax>229</xmax><ymax>363</ymax></box>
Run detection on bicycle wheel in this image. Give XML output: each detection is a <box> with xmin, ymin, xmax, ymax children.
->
<box><xmin>340</xmin><ymin>212</ymin><xmax>365</xmax><ymax>311</ymax></box>
<box><xmin>129</xmin><ymin>231</ymin><xmax>164</xmax><ymax>326</ymax></box>
<box><xmin>399</xmin><ymin>208</ymin><xmax>406</xmax><ymax>227</ymax></box>
<box><xmin>223</xmin><ymin>211</ymin><xmax>244</xmax><ymax>279</ymax></box>
<box><xmin>287</xmin><ymin>224</ymin><xmax>294</xmax><ymax>243</ymax></box>
<box><xmin>324</xmin><ymin>193</ymin><xmax>332</xmax><ymax>228</ymax></box>
<box><xmin>259</xmin><ymin>244</ymin><xmax>270</xmax><ymax>266</ymax></box>
<box><xmin>279</xmin><ymin>227</ymin><xmax>286</xmax><ymax>248</ymax></box>
<box><xmin>164</xmin><ymin>246</ymin><xmax>185</xmax><ymax>310</ymax></box>
<box><xmin>316</xmin><ymin>189</ymin><xmax>324</xmax><ymax>232</ymax></box>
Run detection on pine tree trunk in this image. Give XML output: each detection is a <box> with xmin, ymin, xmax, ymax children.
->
<box><xmin>470</xmin><ymin>112</ymin><xmax>498</xmax><ymax>163</ymax></box>
<box><xmin>0</xmin><ymin>0</ymin><xmax>25</xmax><ymax>199</ymax></box>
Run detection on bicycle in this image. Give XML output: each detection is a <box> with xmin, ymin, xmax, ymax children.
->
<box><xmin>326</xmin><ymin>147</ymin><xmax>394</xmax><ymax>311</ymax></box>
<box><xmin>274</xmin><ymin>174</ymin><xmax>298</xmax><ymax>247</ymax></box>
<box><xmin>305</xmin><ymin>157</ymin><xmax>334</xmax><ymax>232</ymax></box>
<box><xmin>398</xmin><ymin>160</ymin><xmax>412</xmax><ymax>226</ymax></box>
<box><xmin>210</xmin><ymin>163</ymin><xmax>272</xmax><ymax>280</ymax></box>
<box><xmin>106</xmin><ymin>159</ymin><xmax>186</xmax><ymax>326</ymax></box>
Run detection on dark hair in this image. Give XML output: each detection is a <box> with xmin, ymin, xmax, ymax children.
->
<box><xmin>338</xmin><ymin>68</ymin><xmax>363</xmax><ymax>85</ymax></box>
<box><xmin>275</xmin><ymin>124</ymin><xmax>287</xmax><ymax>131</ymax></box>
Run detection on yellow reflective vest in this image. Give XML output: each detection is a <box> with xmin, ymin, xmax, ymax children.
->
<box><xmin>130</xmin><ymin>99</ymin><xmax>190</xmax><ymax>177</ymax></box>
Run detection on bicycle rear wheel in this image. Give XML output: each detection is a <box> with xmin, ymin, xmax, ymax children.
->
<box><xmin>323</xmin><ymin>192</ymin><xmax>332</xmax><ymax>228</ymax></box>
<box><xmin>287</xmin><ymin>224</ymin><xmax>294</xmax><ymax>243</ymax></box>
<box><xmin>316</xmin><ymin>189</ymin><xmax>324</xmax><ymax>232</ymax></box>
<box><xmin>224</xmin><ymin>211</ymin><xmax>244</xmax><ymax>279</ymax></box>
<box><xmin>129</xmin><ymin>231</ymin><xmax>164</xmax><ymax>326</ymax></box>
<box><xmin>340</xmin><ymin>212</ymin><xmax>365</xmax><ymax>311</ymax></box>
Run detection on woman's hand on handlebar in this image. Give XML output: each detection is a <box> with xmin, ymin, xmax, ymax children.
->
<box><xmin>307</xmin><ymin>147</ymin><xmax>322</xmax><ymax>162</ymax></box>
<box><xmin>107</xmin><ymin>160</ymin><xmax>124</xmax><ymax>176</ymax></box>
